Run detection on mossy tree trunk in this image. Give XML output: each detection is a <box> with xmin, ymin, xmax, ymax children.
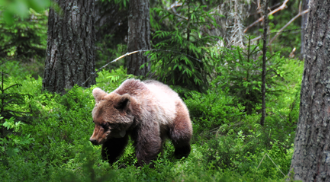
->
<box><xmin>290</xmin><ymin>1</ymin><xmax>330</xmax><ymax>181</ymax></box>
<box><xmin>43</xmin><ymin>0</ymin><xmax>96</xmax><ymax>94</ymax></box>
<box><xmin>126</xmin><ymin>0</ymin><xmax>151</xmax><ymax>76</ymax></box>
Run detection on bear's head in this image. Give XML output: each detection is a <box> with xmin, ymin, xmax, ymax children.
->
<box><xmin>89</xmin><ymin>88</ymin><xmax>135</xmax><ymax>145</ymax></box>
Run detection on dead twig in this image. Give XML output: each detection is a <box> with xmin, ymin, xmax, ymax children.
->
<box><xmin>251</xmin><ymin>35</ymin><xmax>262</xmax><ymax>42</ymax></box>
<box><xmin>169</xmin><ymin>1</ymin><xmax>188</xmax><ymax>20</ymax></box>
<box><xmin>250</xmin><ymin>2</ymin><xmax>282</xmax><ymax>16</ymax></box>
<box><xmin>244</xmin><ymin>0</ymin><xmax>290</xmax><ymax>33</ymax></box>
<box><xmin>250</xmin><ymin>28</ymin><xmax>302</xmax><ymax>42</ymax></box>
<box><xmin>170</xmin><ymin>1</ymin><xmax>182</xmax><ymax>9</ymax></box>
<box><xmin>257</xmin><ymin>153</ymin><xmax>286</xmax><ymax>177</ymax></box>
<box><xmin>256</xmin><ymin>0</ymin><xmax>262</xmax><ymax>15</ymax></box>
<box><xmin>268</xmin><ymin>9</ymin><xmax>309</xmax><ymax>46</ymax></box>
<box><xmin>81</xmin><ymin>49</ymin><xmax>201</xmax><ymax>86</ymax></box>
<box><xmin>81</xmin><ymin>50</ymin><xmax>142</xmax><ymax>86</ymax></box>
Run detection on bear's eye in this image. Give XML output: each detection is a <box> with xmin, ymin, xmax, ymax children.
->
<box><xmin>100</xmin><ymin>123</ymin><xmax>108</xmax><ymax>129</ymax></box>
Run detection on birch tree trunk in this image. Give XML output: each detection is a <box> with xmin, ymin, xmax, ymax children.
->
<box><xmin>290</xmin><ymin>1</ymin><xmax>330</xmax><ymax>181</ymax></box>
<box><xmin>127</xmin><ymin>0</ymin><xmax>151</xmax><ymax>76</ymax></box>
<box><xmin>43</xmin><ymin>0</ymin><xmax>96</xmax><ymax>94</ymax></box>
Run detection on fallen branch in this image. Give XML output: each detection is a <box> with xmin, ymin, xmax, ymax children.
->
<box><xmin>170</xmin><ymin>1</ymin><xmax>182</xmax><ymax>9</ymax></box>
<box><xmin>250</xmin><ymin>2</ymin><xmax>282</xmax><ymax>16</ymax></box>
<box><xmin>81</xmin><ymin>50</ymin><xmax>141</xmax><ymax>86</ymax></box>
<box><xmin>257</xmin><ymin>153</ymin><xmax>286</xmax><ymax>177</ymax></box>
<box><xmin>251</xmin><ymin>35</ymin><xmax>262</xmax><ymax>42</ymax></box>
<box><xmin>244</xmin><ymin>0</ymin><xmax>289</xmax><ymax>33</ymax></box>
<box><xmin>268</xmin><ymin>9</ymin><xmax>309</xmax><ymax>46</ymax></box>
<box><xmin>81</xmin><ymin>49</ymin><xmax>201</xmax><ymax>86</ymax></box>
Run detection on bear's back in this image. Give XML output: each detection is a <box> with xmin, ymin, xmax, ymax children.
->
<box><xmin>143</xmin><ymin>80</ymin><xmax>180</xmax><ymax>100</ymax></box>
<box><xmin>114</xmin><ymin>79</ymin><xmax>181</xmax><ymax>125</ymax></box>
<box><xmin>114</xmin><ymin>79</ymin><xmax>180</xmax><ymax>101</ymax></box>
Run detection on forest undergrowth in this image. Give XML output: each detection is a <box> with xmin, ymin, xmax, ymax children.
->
<box><xmin>0</xmin><ymin>58</ymin><xmax>303</xmax><ymax>181</ymax></box>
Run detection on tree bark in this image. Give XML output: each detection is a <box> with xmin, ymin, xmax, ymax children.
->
<box><xmin>94</xmin><ymin>1</ymin><xmax>128</xmax><ymax>43</ymax></box>
<box><xmin>127</xmin><ymin>0</ymin><xmax>151</xmax><ymax>76</ymax></box>
<box><xmin>290</xmin><ymin>1</ymin><xmax>330</xmax><ymax>181</ymax></box>
<box><xmin>300</xmin><ymin>0</ymin><xmax>309</xmax><ymax>59</ymax></box>
<box><xmin>43</xmin><ymin>0</ymin><xmax>96</xmax><ymax>94</ymax></box>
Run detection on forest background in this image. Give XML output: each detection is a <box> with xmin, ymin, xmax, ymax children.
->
<box><xmin>0</xmin><ymin>0</ymin><xmax>306</xmax><ymax>181</ymax></box>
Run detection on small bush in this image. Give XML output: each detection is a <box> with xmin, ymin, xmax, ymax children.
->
<box><xmin>216</xmin><ymin>42</ymin><xmax>288</xmax><ymax>114</ymax></box>
<box><xmin>0</xmin><ymin>59</ymin><xmax>301</xmax><ymax>182</ymax></box>
<box><xmin>184</xmin><ymin>82</ymin><xmax>244</xmax><ymax>134</ymax></box>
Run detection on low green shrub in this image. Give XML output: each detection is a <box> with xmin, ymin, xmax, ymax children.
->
<box><xmin>184</xmin><ymin>83</ymin><xmax>244</xmax><ymax>134</ymax></box>
<box><xmin>0</xmin><ymin>60</ymin><xmax>301</xmax><ymax>182</ymax></box>
<box><xmin>199</xmin><ymin>123</ymin><xmax>294</xmax><ymax>179</ymax></box>
<box><xmin>216</xmin><ymin>43</ymin><xmax>289</xmax><ymax>114</ymax></box>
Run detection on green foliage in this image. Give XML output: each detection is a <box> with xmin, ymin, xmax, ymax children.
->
<box><xmin>215</xmin><ymin>40</ymin><xmax>289</xmax><ymax>114</ymax></box>
<box><xmin>96</xmin><ymin>37</ymin><xmax>127</xmax><ymax>70</ymax></box>
<box><xmin>0</xmin><ymin>56</ymin><xmax>302</xmax><ymax>181</ymax></box>
<box><xmin>0</xmin><ymin>70</ymin><xmax>33</xmax><ymax>167</ymax></box>
<box><xmin>0</xmin><ymin>72</ymin><xmax>28</xmax><ymax>121</ymax></box>
<box><xmin>0</xmin><ymin>0</ymin><xmax>50</xmax><ymax>24</ymax></box>
<box><xmin>95</xmin><ymin>66</ymin><xmax>135</xmax><ymax>90</ymax></box>
<box><xmin>255</xmin><ymin>0</ymin><xmax>302</xmax><ymax>57</ymax></box>
<box><xmin>0</xmin><ymin>0</ymin><xmax>306</xmax><ymax>181</ymax></box>
<box><xmin>261</xmin><ymin>59</ymin><xmax>303</xmax><ymax>150</ymax></box>
<box><xmin>149</xmin><ymin>0</ymin><xmax>220</xmax><ymax>92</ymax></box>
<box><xmin>1</xmin><ymin>117</ymin><xmax>33</xmax><ymax>163</ymax></box>
<box><xmin>0</xmin><ymin>71</ymin><xmax>32</xmax><ymax>142</ymax></box>
<box><xmin>181</xmin><ymin>55</ymin><xmax>302</xmax><ymax>179</ymax></box>
<box><xmin>198</xmin><ymin>121</ymin><xmax>293</xmax><ymax>179</ymax></box>
<box><xmin>184</xmin><ymin>82</ymin><xmax>244</xmax><ymax>134</ymax></box>
<box><xmin>0</xmin><ymin>9</ymin><xmax>48</xmax><ymax>59</ymax></box>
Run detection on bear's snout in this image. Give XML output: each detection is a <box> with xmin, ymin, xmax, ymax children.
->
<box><xmin>89</xmin><ymin>138</ymin><xmax>98</xmax><ymax>145</ymax></box>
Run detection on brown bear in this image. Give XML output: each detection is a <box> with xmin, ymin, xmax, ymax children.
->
<box><xmin>89</xmin><ymin>79</ymin><xmax>193</xmax><ymax>166</ymax></box>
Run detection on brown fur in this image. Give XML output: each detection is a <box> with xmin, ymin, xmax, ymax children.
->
<box><xmin>89</xmin><ymin>79</ymin><xmax>192</xmax><ymax>166</ymax></box>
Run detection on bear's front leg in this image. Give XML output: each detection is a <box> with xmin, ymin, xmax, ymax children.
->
<box><xmin>102</xmin><ymin>135</ymin><xmax>128</xmax><ymax>164</ymax></box>
<box><xmin>133</xmin><ymin>125</ymin><xmax>162</xmax><ymax>166</ymax></box>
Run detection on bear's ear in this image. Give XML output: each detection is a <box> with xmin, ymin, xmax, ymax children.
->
<box><xmin>93</xmin><ymin>88</ymin><xmax>107</xmax><ymax>103</ymax></box>
<box><xmin>114</xmin><ymin>94</ymin><xmax>130</xmax><ymax>111</ymax></box>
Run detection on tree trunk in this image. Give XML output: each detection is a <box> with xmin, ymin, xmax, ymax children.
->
<box><xmin>43</xmin><ymin>0</ymin><xmax>96</xmax><ymax>94</ymax></box>
<box><xmin>290</xmin><ymin>1</ymin><xmax>330</xmax><ymax>181</ymax></box>
<box><xmin>127</xmin><ymin>0</ymin><xmax>151</xmax><ymax>76</ymax></box>
<box><xmin>260</xmin><ymin>0</ymin><xmax>269</xmax><ymax>126</ymax></box>
<box><xmin>94</xmin><ymin>0</ymin><xmax>128</xmax><ymax>44</ymax></box>
<box><xmin>300</xmin><ymin>0</ymin><xmax>309</xmax><ymax>59</ymax></box>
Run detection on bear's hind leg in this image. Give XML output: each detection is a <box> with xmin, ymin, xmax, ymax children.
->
<box><xmin>170</xmin><ymin>102</ymin><xmax>192</xmax><ymax>159</ymax></box>
<box><xmin>102</xmin><ymin>135</ymin><xmax>128</xmax><ymax>164</ymax></box>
